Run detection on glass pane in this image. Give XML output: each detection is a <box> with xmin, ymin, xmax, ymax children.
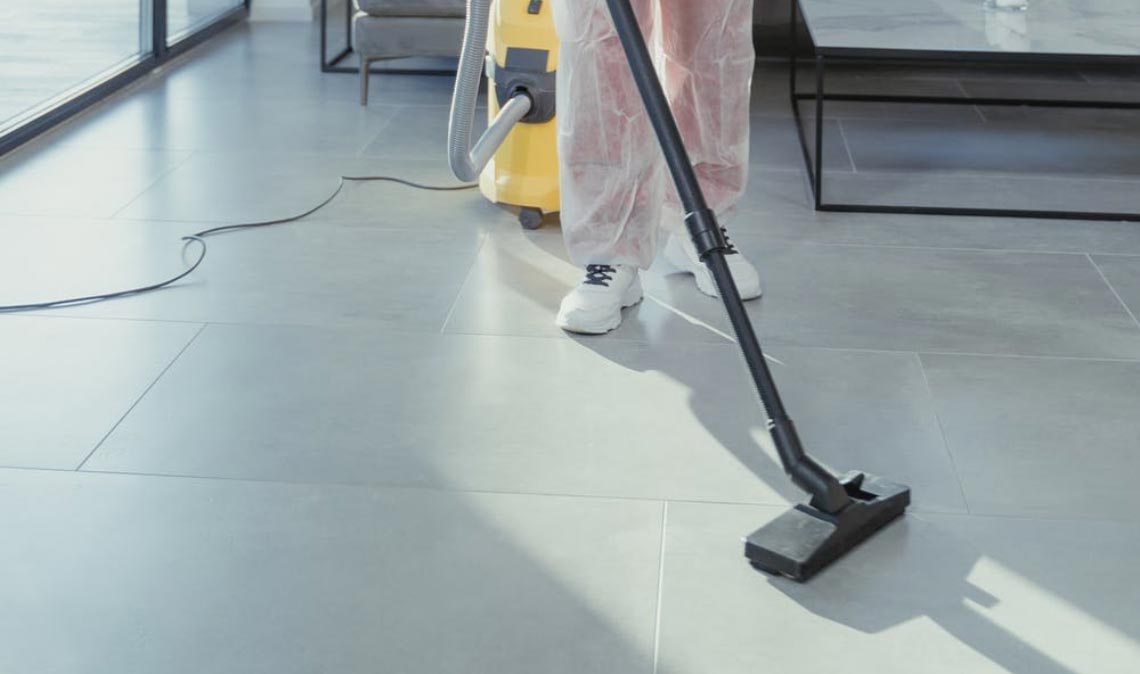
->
<box><xmin>0</xmin><ymin>1</ymin><xmax>151</xmax><ymax>132</ymax></box>
<box><xmin>167</xmin><ymin>0</ymin><xmax>244</xmax><ymax>43</ymax></box>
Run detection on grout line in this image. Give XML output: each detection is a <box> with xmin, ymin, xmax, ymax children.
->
<box><xmin>914</xmin><ymin>353</ymin><xmax>972</xmax><ymax>515</ymax></box>
<box><xmin>354</xmin><ymin>104</ymin><xmax>404</xmax><ymax>157</ymax></box>
<box><xmin>14</xmin><ymin>304</ymin><xmax>1134</xmax><ymax>366</ymax></box>
<box><xmin>14</xmin><ymin>462</ymin><xmax>1140</xmax><ymax>526</ymax></box>
<box><xmin>835</xmin><ymin>118</ymin><xmax>857</xmax><ymax>173</ymax></box>
<box><xmin>1087</xmin><ymin>251</ymin><xmax>1140</xmax><ymax>259</ymax></box>
<box><xmin>106</xmin><ymin>149</ymin><xmax>197</xmax><ymax>220</ymax></box>
<box><xmin>642</xmin><ymin>295</ymin><xmax>736</xmax><ymax>345</ymax></box>
<box><xmin>823</xmin><ymin>165</ymin><xmax>1140</xmax><ymax>185</ymax></box>
<box><xmin>442</xmin><ymin>324</ymin><xmax>1140</xmax><ymax>363</ymax></box>
<box><xmin>971</xmin><ymin>101</ymin><xmax>988</xmax><ymax>124</ymax></box>
<box><xmin>70</xmin><ymin>464</ymin><xmax>799</xmax><ymax>509</ymax></box>
<box><xmin>1087</xmin><ymin>253</ymin><xmax>1140</xmax><ymax>332</ymax></box>
<box><xmin>438</xmin><ymin>231</ymin><xmax>489</xmax><ymax>333</ymax></box>
<box><xmin>74</xmin><ymin>323</ymin><xmax>208</xmax><ymax>471</ymax></box>
<box><xmin>729</xmin><ymin>236</ymin><xmax>1140</xmax><ymax>260</ymax></box>
<box><xmin>741</xmin><ymin>237</ymin><xmax>1126</xmax><ymax>257</ymax></box>
<box><xmin>11</xmin><ymin>312</ymin><xmax>205</xmax><ymax>327</ymax></box>
<box><xmin>793</xmin><ymin>343</ymin><xmax>1140</xmax><ymax>365</ymax></box>
<box><xmin>651</xmin><ymin>502</ymin><xmax>668</xmax><ymax>674</ymax></box>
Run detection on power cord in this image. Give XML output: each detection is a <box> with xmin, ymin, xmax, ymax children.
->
<box><xmin>0</xmin><ymin>176</ymin><xmax>478</xmax><ymax>313</ymax></box>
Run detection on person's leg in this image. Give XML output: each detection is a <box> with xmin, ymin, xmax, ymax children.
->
<box><xmin>551</xmin><ymin>0</ymin><xmax>660</xmax><ymax>333</ymax></box>
<box><xmin>658</xmin><ymin>0</ymin><xmax>755</xmax><ymax>227</ymax></box>
<box><xmin>551</xmin><ymin>0</ymin><xmax>661</xmax><ymax>271</ymax></box>
<box><xmin>658</xmin><ymin>0</ymin><xmax>762</xmax><ymax>299</ymax></box>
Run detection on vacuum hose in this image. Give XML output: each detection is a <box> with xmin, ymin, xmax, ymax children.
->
<box><xmin>449</xmin><ymin>0</ymin><xmax>533</xmax><ymax>182</ymax></box>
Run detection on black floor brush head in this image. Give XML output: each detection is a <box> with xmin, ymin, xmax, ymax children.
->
<box><xmin>744</xmin><ymin>472</ymin><xmax>911</xmax><ymax>582</ymax></box>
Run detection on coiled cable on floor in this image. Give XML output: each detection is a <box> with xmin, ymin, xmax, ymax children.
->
<box><xmin>0</xmin><ymin>175</ymin><xmax>477</xmax><ymax>313</ymax></box>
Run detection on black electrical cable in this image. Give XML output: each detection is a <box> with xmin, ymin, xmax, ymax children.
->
<box><xmin>0</xmin><ymin>176</ymin><xmax>478</xmax><ymax>313</ymax></box>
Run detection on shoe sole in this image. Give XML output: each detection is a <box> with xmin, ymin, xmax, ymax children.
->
<box><xmin>557</xmin><ymin>278</ymin><xmax>644</xmax><ymax>335</ymax></box>
<box><xmin>664</xmin><ymin>237</ymin><xmax>762</xmax><ymax>301</ymax></box>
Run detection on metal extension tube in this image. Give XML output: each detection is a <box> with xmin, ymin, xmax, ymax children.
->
<box><xmin>448</xmin><ymin>0</ymin><xmax>533</xmax><ymax>182</ymax></box>
<box><xmin>602</xmin><ymin>0</ymin><xmax>852</xmax><ymax>516</ymax></box>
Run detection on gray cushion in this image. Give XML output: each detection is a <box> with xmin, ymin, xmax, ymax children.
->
<box><xmin>354</xmin><ymin>14</ymin><xmax>465</xmax><ymax>59</ymax></box>
<box><xmin>355</xmin><ymin>0</ymin><xmax>465</xmax><ymax>18</ymax></box>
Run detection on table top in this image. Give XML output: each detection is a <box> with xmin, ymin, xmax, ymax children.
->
<box><xmin>797</xmin><ymin>0</ymin><xmax>1140</xmax><ymax>60</ymax></box>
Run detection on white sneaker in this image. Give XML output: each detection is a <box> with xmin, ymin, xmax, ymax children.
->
<box><xmin>556</xmin><ymin>264</ymin><xmax>643</xmax><ymax>334</ymax></box>
<box><xmin>663</xmin><ymin>233</ymin><xmax>762</xmax><ymax>300</ymax></box>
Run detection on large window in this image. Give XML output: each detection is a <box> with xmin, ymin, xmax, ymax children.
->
<box><xmin>168</xmin><ymin>0</ymin><xmax>245</xmax><ymax>45</ymax></box>
<box><xmin>0</xmin><ymin>1</ymin><xmax>150</xmax><ymax>134</ymax></box>
<box><xmin>0</xmin><ymin>0</ymin><xmax>247</xmax><ymax>154</ymax></box>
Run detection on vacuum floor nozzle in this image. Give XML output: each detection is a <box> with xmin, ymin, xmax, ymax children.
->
<box><xmin>744</xmin><ymin>472</ymin><xmax>911</xmax><ymax>582</ymax></box>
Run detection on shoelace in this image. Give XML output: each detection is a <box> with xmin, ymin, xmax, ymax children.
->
<box><xmin>581</xmin><ymin>230</ymin><xmax>734</xmax><ymax>289</ymax></box>
<box><xmin>722</xmin><ymin>228</ymin><xmax>740</xmax><ymax>255</ymax></box>
<box><xmin>584</xmin><ymin>264</ymin><xmax>617</xmax><ymax>287</ymax></box>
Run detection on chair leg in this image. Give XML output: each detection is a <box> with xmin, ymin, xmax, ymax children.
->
<box><xmin>360</xmin><ymin>57</ymin><xmax>374</xmax><ymax>106</ymax></box>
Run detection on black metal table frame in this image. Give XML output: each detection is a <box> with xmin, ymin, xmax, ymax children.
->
<box><xmin>319</xmin><ymin>0</ymin><xmax>457</xmax><ymax>75</ymax></box>
<box><xmin>790</xmin><ymin>0</ymin><xmax>1140</xmax><ymax>222</ymax></box>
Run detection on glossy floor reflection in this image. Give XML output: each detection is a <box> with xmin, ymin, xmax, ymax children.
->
<box><xmin>1</xmin><ymin>19</ymin><xmax>1139</xmax><ymax>674</ymax></box>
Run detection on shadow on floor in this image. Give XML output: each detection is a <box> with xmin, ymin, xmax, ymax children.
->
<box><xmin>495</xmin><ymin>227</ymin><xmax>1102</xmax><ymax>674</ymax></box>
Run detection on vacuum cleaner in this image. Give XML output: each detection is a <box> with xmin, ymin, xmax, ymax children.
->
<box><xmin>448</xmin><ymin>0</ymin><xmax>559</xmax><ymax>229</ymax></box>
<box><xmin>449</xmin><ymin>0</ymin><xmax>911</xmax><ymax>582</ymax></box>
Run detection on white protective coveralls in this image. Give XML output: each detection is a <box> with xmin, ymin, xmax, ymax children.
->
<box><xmin>551</xmin><ymin>0</ymin><xmax>756</xmax><ymax>269</ymax></box>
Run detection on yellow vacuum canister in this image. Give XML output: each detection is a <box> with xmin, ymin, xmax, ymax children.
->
<box><xmin>482</xmin><ymin>1</ymin><xmax>560</xmax><ymax>229</ymax></box>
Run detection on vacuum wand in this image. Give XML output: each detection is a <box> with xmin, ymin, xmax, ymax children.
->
<box><xmin>602</xmin><ymin>0</ymin><xmax>911</xmax><ymax>581</ymax></box>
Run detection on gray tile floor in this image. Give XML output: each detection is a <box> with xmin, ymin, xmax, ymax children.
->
<box><xmin>2</xmin><ymin>20</ymin><xmax>1139</xmax><ymax>674</ymax></box>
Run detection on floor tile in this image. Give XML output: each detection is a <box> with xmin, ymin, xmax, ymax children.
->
<box><xmin>824</xmin><ymin>170</ymin><xmax>1140</xmax><ymax>219</ymax></box>
<box><xmin>729</xmin><ymin>208</ymin><xmax>1140</xmax><ymax>255</ymax></box>
<box><xmin>756</xmin><ymin>65</ymin><xmax>982</xmax><ymax>136</ymax></box>
<box><xmin>30</xmin><ymin>219</ymin><xmax>483</xmax><ymax>329</ymax></box>
<box><xmin>362</xmin><ymin>104</ymin><xmax>486</xmax><ymax>161</ymax></box>
<box><xmin>751</xmin><ymin>116</ymin><xmax>853</xmax><ymax>171</ymax></box>
<box><xmin>1090</xmin><ymin>254</ymin><xmax>1140</xmax><ymax>322</ymax></box>
<box><xmin>442</xmin><ymin>221</ymin><xmax>737</xmax><ymax>344</ymax></box>
<box><xmin>960</xmin><ymin>78</ymin><xmax>1140</xmax><ymax>104</ymax></box>
<box><xmin>302</xmin><ymin>175</ymin><xmax>508</xmax><ymax>233</ymax></box>
<box><xmin>736</xmin><ymin>167</ymin><xmax>814</xmax><ymax>216</ymax></box>
<box><xmin>848</xmin><ymin>63</ymin><xmax>1085</xmax><ymax>84</ymax></box>
<box><xmin>922</xmin><ymin>353</ymin><xmax>1140</xmax><ymax>519</ymax></box>
<box><xmin>0</xmin><ymin>317</ymin><xmax>201</xmax><ymax>469</ymax></box>
<box><xmin>87</xmin><ymin>325</ymin><xmax>963</xmax><ymax>511</ymax></box>
<box><xmin>0</xmin><ymin>143</ymin><xmax>190</xmax><ymax>217</ymax></box>
<box><xmin>738</xmin><ymin>239</ymin><xmax>1140</xmax><ymax>359</ymax></box>
<box><xmin>0</xmin><ymin>469</ymin><xmax>661</xmax><ymax>674</ymax></box>
<box><xmin>793</xmin><ymin>100</ymin><xmax>984</xmax><ymax>123</ymax></box>
<box><xmin>976</xmin><ymin>104</ymin><xmax>1140</xmax><ymax>131</ymax></box>
<box><xmin>45</xmin><ymin>91</ymin><xmax>400</xmax><ymax>154</ymax></box>
<box><xmin>780</xmin><ymin>65</ymin><xmax>972</xmax><ymax>98</ymax></box>
<box><xmin>1079</xmin><ymin>65</ymin><xmax>1140</xmax><ymax>85</ymax></box>
<box><xmin>0</xmin><ymin>216</ymin><xmax>193</xmax><ymax>306</ymax></box>
<box><xmin>112</xmin><ymin>152</ymin><xmax>462</xmax><ymax>224</ymax></box>
<box><xmin>840</xmin><ymin>117</ymin><xmax>1140</xmax><ymax>177</ymax></box>
<box><xmin>657</xmin><ymin>502</ymin><xmax>1140</xmax><ymax>674</ymax></box>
